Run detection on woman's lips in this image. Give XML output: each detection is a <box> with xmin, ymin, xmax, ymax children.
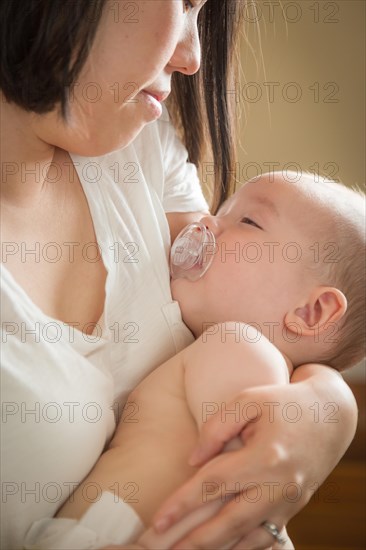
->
<box><xmin>140</xmin><ymin>91</ymin><xmax>163</xmax><ymax>118</ymax></box>
<box><xmin>142</xmin><ymin>89</ymin><xmax>170</xmax><ymax>102</ymax></box>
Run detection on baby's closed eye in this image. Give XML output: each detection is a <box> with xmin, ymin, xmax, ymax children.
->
<box><xmin>240</xmin><ymin>217</ymin><xmax>262</xmax><ymax>229</ymax></box>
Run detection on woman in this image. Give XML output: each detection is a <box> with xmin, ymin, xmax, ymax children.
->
<box><xmin>0</xmin><ymin>1</ymin><xmax>357</xmax><ymax>549</ymax></box>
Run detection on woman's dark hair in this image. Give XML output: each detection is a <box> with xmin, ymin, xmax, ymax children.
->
<box><xmin>0</xmin><ymin>0</ymin><xmax>104</xmax><ymax>117</ymax></box>
<box><xmin>0</xmin><ymin>0</ymin><xmax>243</xmax><ymax>212</ymax></box>
<box><xmin>168</xmin><ymin>1</ymin><xmax>242</xmax><ymax>213</ymax></box>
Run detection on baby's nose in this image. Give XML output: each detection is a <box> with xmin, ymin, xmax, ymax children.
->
<box><xmin>199</xmin><ymin>215</ymin><xmax>223</xmax><ymax>236</ymax></box>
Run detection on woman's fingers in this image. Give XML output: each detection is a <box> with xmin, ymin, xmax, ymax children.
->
<box><xmin>231</xmin><ymin>524</ymin><xmax>293</xmax><ymax>550</ymax></box>
<box><xmin>153</xmin><ymin>447</ymin><xmax>294</xmax><ymax>549</ymax></box>
<box><xmin>154</xmin><ymin>382</ymin><xmax>321</xmax><ymax>546</ymax></box>
<box><xmin>188</xmin><ymin>394</ymin><xmax>256</xmax><ymax>466</ymax></box>
<box><xmin>154</xmin><ymin>437</ymin><xmax>287</xmax><ymax>534</ymax></box>
<box><xmin>153</xmin><ymin>452</ymin><xmax>242</xmax><ymax>532</ymax></box>
<box><xmin>273</xmin><ymin>527</ymin><xmax>295</xmax><ymax>550</ymax></box>
<box><xmin>170</xmin><ymin>497</ymin><xmax>271</xmax><ymax>550</ymax></box>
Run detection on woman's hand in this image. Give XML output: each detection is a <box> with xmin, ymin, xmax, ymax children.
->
<box><xmin>151</xmin><ymin>364</ymin><xmax>357</xmax><ymax>549</ymax></box>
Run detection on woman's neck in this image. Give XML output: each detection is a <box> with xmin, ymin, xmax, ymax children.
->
<box><xmin>0</xmin><ymin>96</ymin><xmax>56</xmax><ymax>208</ymax></box>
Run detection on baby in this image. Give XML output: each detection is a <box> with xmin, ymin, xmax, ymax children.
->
<box><xmin>24</xmin><ymin>172</ymin><xmax>365</xmax><ymax>549</ymax></box>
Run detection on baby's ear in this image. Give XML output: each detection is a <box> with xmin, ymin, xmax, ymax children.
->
<box><xmin>284</xmin><ymin>287</ymin><xmax>347</xmax><ymax>336</ymax></box>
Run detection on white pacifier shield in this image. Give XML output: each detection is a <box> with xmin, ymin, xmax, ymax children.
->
<box><xmin>170</xmin><ymin>222</ymin><xmax>216</xmax><ymax>281</ymax></box>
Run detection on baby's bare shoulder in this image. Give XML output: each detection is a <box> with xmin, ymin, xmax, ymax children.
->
<box><xmin>181</xmin><ymin>322</ymin><xmax>291</xmax><ymax>430</ymax></box>
<box><xmin>183</xmin><ymin>321</ymin><xmax>284</xmax><ymax>366</ymax></box>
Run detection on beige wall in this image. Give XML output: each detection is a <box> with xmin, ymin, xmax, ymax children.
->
<box><xmin>236</xmin><ymin>0</ymin><xmax>365</xmax><ymax>187</ymax></box>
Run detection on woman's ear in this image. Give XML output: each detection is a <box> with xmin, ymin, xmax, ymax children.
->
<box><xmin>284</xmin><ymin>287</ymin><xmax>347</xmax><ymax>336</ymax></box>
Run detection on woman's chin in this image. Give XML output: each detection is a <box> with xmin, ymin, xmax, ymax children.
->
<box><xmin>58</xmin><ymin>113</ymin><xmax>149</xmax><ymax>157</ymax></box>
<box><xmin>72</xmin><ymin>131</ymin><xmax>141</xmax><ymax>157</ymax></box>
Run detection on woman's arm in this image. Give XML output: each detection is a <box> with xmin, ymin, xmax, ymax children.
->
<box><xmin>152</xmin><ymin>360</ymin><xmax>357</xmax><ymax>549</ymax></box>
<box><xmin>290</xmin><ymin>362</ymin><xmax>357</xmax><ymax>470</ymax></box>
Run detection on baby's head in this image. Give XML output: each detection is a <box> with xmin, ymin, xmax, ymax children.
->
<box><xmin>171</xmin><ymin>171</ymin><xmax>365</xmax><ymax>371</ymax></box>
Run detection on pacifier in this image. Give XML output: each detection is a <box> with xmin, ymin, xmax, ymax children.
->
<box><xmin>170</xmin><ymin>222</ymin><xmax>216</xmax><ymax>281</ymax></box>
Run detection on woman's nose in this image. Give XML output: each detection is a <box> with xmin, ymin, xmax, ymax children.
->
<box><xmin>168</xmin><ymin>21</ymin><xmax>201</xmax><ymax>76</ymax></box>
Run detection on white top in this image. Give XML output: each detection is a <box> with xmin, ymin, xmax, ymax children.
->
<box><xmin>0</xmin><ymin>105</ymin><xmax>209</xmax><ymax>549</ymax></box>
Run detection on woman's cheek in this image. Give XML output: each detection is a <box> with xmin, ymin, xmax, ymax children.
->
<box><xmin>141</xmin><ymin>3</ymin><xmax>183</xmax><ymax>66</ymax></box>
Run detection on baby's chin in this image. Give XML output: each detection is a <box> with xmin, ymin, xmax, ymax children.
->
<box><xmin>170</xmin><ymin>278</ymin><xmax>201</xmax><ymax>334</ymax></box>
<box><xmin>170</xmin><ymin>275</ymin><xmax>197</xmax><ymax>295</ymax></box>
<box><xmin>170</xmin><ymin>277</ymin><xmax>183</xmax><ymax>302</ymax></box>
